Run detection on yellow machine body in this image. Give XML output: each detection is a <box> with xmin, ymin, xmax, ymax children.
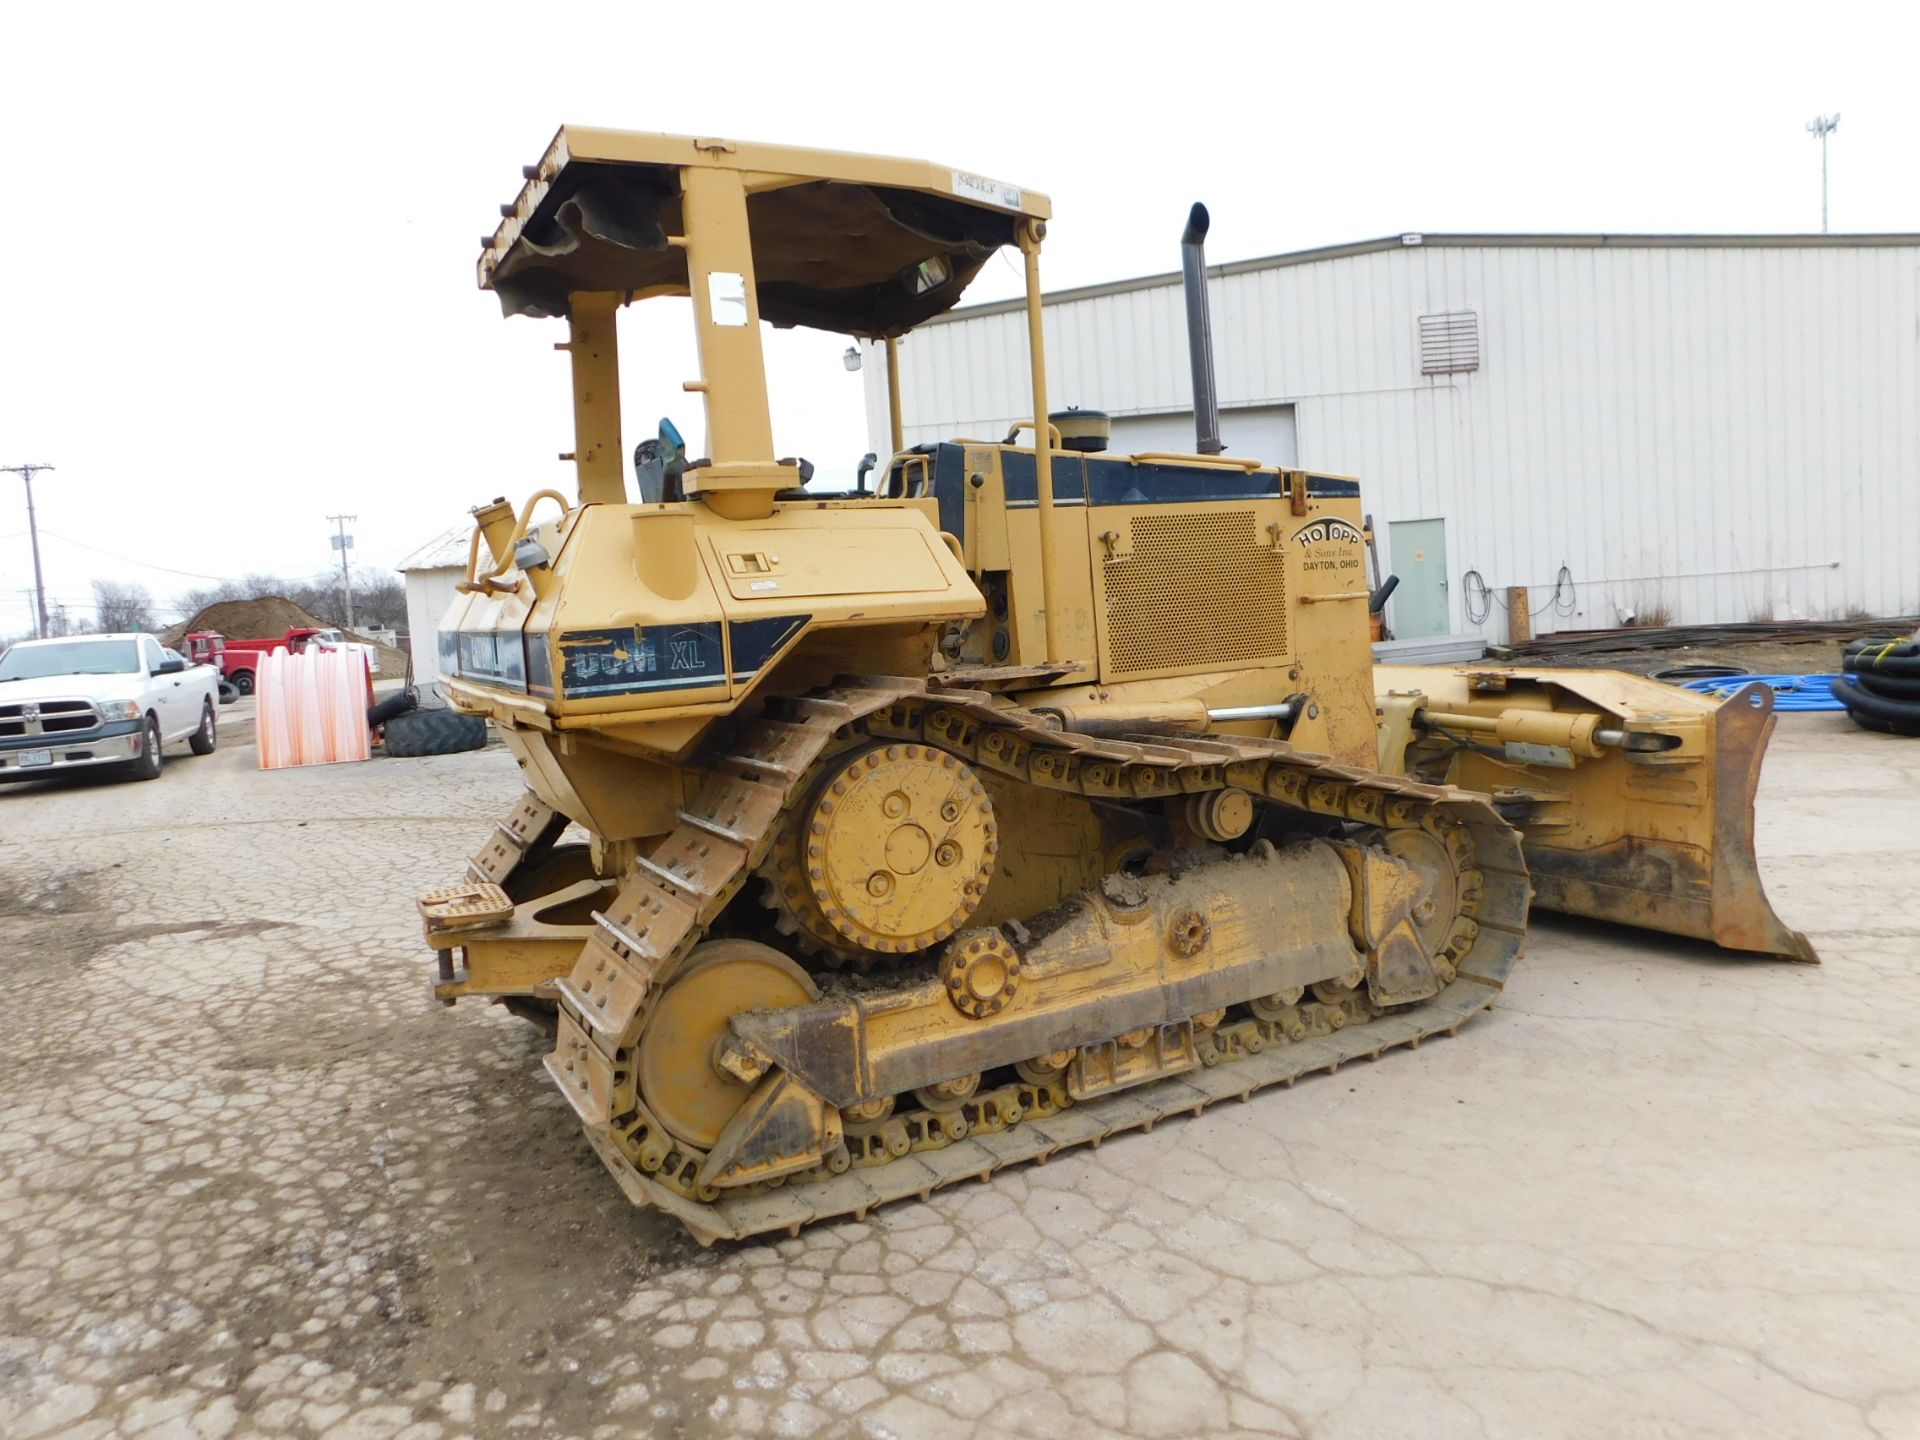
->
<box><xmin>417</xmin><ymin>127</ymin><xmax>1807</xmax><ymax>1243</ymax></box>
<box><xmin>1375</xmin><ymin>665</ymin><xmax>1813</xmax><ymax>961</ymax></box>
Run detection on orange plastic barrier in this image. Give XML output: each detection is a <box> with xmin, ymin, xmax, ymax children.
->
<box><xmin>256</xmin><ymin>646</ymin><xmax>374</xmax><ymax>769</ymax></box>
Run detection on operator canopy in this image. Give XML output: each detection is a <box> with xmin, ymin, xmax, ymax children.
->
<box><xmin>481</xmin><ymin>129</ymin><xmax>1048</xmax><ymax>338</ymax></box>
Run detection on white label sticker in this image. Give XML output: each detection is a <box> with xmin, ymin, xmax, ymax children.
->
<box><xmin>708</xmin><ymin>271</ymin><xmax>749</xmax><ymax>327</ymax></box>
<box><xmin>951</xmin><ymin>169</ymin><xmax>1023</xmax><ymax>211</ymax></box>
<box><xmin>749</xmin><ymin>579</ymin><xmax>779</xmax><ymax>592</ymax></box>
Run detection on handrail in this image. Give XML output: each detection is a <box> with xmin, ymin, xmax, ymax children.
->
<box><xmin>459</xmin><ymin>488</ymin><xmax>572</xmax><ymax>594</ymax></box>
<box><xmin>459</xmin><ymin>526</ymin><xmax>487</xmax><ymax>593</ymax></box>
<box><xmin>1127</xmin><ymin>451</ymin><xmax>1263</xmax><ymax>472</ymax></box>
<box><xmin>1003</xmin><ymin>420</ymin><xmax>1065</xmax><ymax>450</ymax></box>
<box><xmin>899</xmin><ymin>454</ymin><xmax>932</xmax><ymax>499</ymax></box>
<box><xmin>878</xmin><ymin>452</ymin><xmax>932</xmax><ymax>500</ymax></box>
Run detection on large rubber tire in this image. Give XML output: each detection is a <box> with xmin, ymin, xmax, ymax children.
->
<box><xmin>381</xmin><ymin>707</ymin><xmax>487</xmax><ymax>757</ymax></box>
<box><xmin>231</xmin><ymin>669</ymin><xmax>255</xmax><ymax>696</ymax></box>
<box><xmin>125</xmin><ymin>714</ymin><xmax>164</xmax><ymax>781</ymax></box>
<box><xmin>188</xmin><ymin>698</ymin><xmax>217</xmax><ymax>755</ymax></box>
<box><xmin>217</xmin><ymin>681</ymin><xmax>239</xmax><ymax>706</ymax></box>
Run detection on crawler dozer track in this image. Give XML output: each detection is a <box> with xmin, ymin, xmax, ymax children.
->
<box><xmin>538</xmin><ymin>680</ymin><xmax>1529</xmax><ymax>1245</ymax></box>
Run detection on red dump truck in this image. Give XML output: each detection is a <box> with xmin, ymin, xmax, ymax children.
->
<box><xmin>184</xmin><ymin>628</ymin><xmax>379</xmax><ymax>695</ymax></box>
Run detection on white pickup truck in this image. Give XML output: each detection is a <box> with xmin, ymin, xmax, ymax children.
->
<box><xmin>0</xmin><ymin>632</ymin><xmax>221</xmax><ymax>784</ymax></box>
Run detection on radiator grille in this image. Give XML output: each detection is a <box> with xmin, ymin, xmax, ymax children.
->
<box><xmin>0</xmin><ymin>700</ymin><xmax>99</xmax><ymax>737</ymax></box>
<box><xmin>1102</xmin><ymin>510</ymin><xmax>1288</xmax><ymax>675</ymax></box>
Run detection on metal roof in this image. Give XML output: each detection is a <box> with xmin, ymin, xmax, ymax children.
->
<box><xmin>925</xmin><ymin>230</ymin><xmax>1920</xmax><ymax>325</ymax></box>
<box><xmin>396</xmin><ymin>524</ymin><xmax>474</xmax><ymax>573</ymax></box>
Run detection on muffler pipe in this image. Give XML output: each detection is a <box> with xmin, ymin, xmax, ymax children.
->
<box><xmin>1180</xmin><ymin>203</ymin><xmax>1225</xmax><ymax>456</ymax></box>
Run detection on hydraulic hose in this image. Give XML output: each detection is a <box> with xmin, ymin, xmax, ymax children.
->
<box><xmin>1830</xmin><ymin>674</ymin><xmax>1920</xmax><ymax>731</ymax></box>
<box><xmin>368</xmin><ymin>689</ymin><xmax>420</xmax><ymax>728</ymax></box>
<box><xmin>1844</xmin><ymin>636</ymin><xmax>1919</xmax><ymax>659</ymax></box>
<box><xmin>1843</xmin><ymin>647</ymin><xmax>1920</xmax><ymax>679</ymax></box>
<box><xmin>1842</xmin><ymin>664</ymin><xmax>1920</xmax><ymax>701</ymax></box>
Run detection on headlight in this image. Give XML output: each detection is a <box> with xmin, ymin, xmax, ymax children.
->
<box><xmin>97</xmin><ymin>700</ymin><xmax>140</xmax><ymax>722</ymax></box>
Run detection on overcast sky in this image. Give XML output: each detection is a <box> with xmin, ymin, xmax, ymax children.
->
<box><xmin>0</xmin><ymin>1</ymin><xmax>1907</xmax><ymax>633</ymax></box>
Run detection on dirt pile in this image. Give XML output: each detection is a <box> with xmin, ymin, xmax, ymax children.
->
<box><xmin>163</xmin><ymin>596</ymin><xmax>411</xmax><ymax>678</ymax></box>
<box><xmin>163</xmin><ymin>597</ymin><xmax>316</xmax><ymax>647</ymax></box>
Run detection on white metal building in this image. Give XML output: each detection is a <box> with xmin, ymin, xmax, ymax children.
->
<box><xmin>866</xmin><ymin>233</ymin><xmax>1920</xmax><ymax>643</ymax></box>
<box><xmin>397</xmin><ymin>524</ymin><xmax>472</xmax><ymax>694</ymax></box>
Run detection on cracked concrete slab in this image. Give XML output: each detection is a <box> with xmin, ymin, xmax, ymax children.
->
<box><xmin>0</xmin><ymin>715</ymin><xmax>1913</xmax><ymax>1439</ymax></box>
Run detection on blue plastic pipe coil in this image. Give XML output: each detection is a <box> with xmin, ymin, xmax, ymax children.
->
<box><xmin>1678</xmin><ymin>674</ymin><xmax>1846</xmax><ymax>712</ymax></box>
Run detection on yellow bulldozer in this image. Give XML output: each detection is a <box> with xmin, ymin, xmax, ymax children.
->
<box><xmin>419</xmin><ymin>128</ymin><xmax>1812</xmax><ymax>1244</ymax></box>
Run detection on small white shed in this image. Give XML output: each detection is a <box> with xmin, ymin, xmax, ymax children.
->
<box><xmin>396</xmin><ymin>525</ymin><xmax>472</xmax><ymax>695</ymax></box>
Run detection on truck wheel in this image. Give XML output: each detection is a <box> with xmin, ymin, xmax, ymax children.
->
<box><xmin>381</xmin><ymin>707</ymin><xmax>488</xmax><ymax>757</ymax></box>
<box><xmin>189</xmin><ymin>699</ymin><xmax>218</xmax><ymax>755</ymax></box>
<box><xmin>232</xmin><ymin>670</ymin><xmax>255</xmax><ymax>696</ymax></box>
<box><xmin>126</xmin><ymin>714</ymin><xmax>164</xmax><ymax>781</ymax></box>
<box><xmin>217</xmin><ymin>681</ymin><xmax>239</xmax><ymax>706</ymax></box>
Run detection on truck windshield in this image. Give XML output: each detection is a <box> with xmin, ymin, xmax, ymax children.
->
<box><xmin>0</xmin><ymin>639</ymin><xmax>141</xmax><ymax>679</ymax></box>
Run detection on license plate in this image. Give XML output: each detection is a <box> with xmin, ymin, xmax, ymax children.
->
<box><xmin>19</xmin><ymin>749</ymin><xmax>52</xmax><ymax>768</ymax></box>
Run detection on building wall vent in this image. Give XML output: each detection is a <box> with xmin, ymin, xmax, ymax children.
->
<box><xmin>1418</xmin><ymin>311</ymin><xmax>1480</xmax><ymax>375</ymax></box>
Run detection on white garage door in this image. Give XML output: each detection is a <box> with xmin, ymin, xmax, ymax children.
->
<box><xmin>1104</xmin><ymin>405</ymin><xmax>1297</xmax><ymax>469</ymax></box>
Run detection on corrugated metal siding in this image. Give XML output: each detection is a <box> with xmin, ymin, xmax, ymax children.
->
<box><xmin>880</xmin><ymin>241</ymin><xmax>1920</xmax><ymax>639</ymax></box>
<box><xmin>403</xmin><ymin>566</ymin><xmax>464</xmax><ymax>695</ymax></box>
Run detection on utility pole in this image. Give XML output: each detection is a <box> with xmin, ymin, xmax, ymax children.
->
<box><xmin>1806</xmin><ymin>113</ymin><xmax>1840</xmax><ymax>233</ymax></box>
<box><xmin>327</xmin><ymin>514</ymin><xmax>357</xmax><ymax>630</ymax></box>
<box><xmin>0</xmin><ymin>464</ymin><xmax>54</xmax><ymax>638</ymax></box>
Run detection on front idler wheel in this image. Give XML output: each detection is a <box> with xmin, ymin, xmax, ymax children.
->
<box><xmin>635</xmin><ymin>940</ymin><xmax>820</xmax><ymax>1151</ymax></box>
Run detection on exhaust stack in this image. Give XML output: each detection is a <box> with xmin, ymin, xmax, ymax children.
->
<box><xmin>1180</xmin><ymin>203</ymin><xmax>1224</xmax><ymax>456</ymax></box>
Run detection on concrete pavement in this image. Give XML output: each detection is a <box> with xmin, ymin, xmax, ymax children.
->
<box><xmin>0</xmin><ymin>713</ymin><xmax>1914</xmax><ymax>1439</ymax></box>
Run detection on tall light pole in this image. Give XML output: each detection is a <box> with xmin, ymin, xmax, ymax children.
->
<box><xmin>0</xmin><ymin>464</ymin><xmax>54</xmax><ymax>638</ymax></box>
<box><xmin>327</xmin><ymin>514</ymin><xmax>357</xmax><ymax>630</ymax></box>
<box><xmin>1806</xmin><ymin>113</ymin><xmax>1840</xmax><ymax>233</ymax></box>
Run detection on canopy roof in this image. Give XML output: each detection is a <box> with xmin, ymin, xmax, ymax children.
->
<box><xmin>480</xmin><ymin>128</ymin><xmax>1050</xmax><ymax>338</ymax></box>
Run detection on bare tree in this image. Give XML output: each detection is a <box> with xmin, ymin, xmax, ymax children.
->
<box><xmin>173</xmin><ymin>574</ymin><xmax>300</xmax><ymax>618</ymax></box>
<box><xmin>352</xmin><ymin>574</ymin><xmax>408</xmax><ymax>631</ymax></box>
<box><xmin>169</xmin><ymin>566</ymin><xmax>407</xmax><ymax>636</ymax></box>
<box><xmin>93</xmin><ymin>579</ymin><xmax>155</xmax><ymax>633</ymax></box>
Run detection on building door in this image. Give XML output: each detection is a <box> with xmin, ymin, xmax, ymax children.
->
<box><xmin>1387</xmin><ymin>519</ymin><xmax>1450</xmax><ymax>638</ymax></box>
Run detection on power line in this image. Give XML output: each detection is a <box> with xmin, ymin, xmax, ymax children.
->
<box><xmin>33</xmin><ymin>529</ymin><xmax>242</xmax><ymax>582</ymax></box>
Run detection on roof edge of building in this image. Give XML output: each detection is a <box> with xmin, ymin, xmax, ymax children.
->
<box><xmin>925</xmin><ymin>230</ymin><xmax>1920</xmax><ymax>324</ymax></box>
<box><xmin>397</xmin><ymin>523</ymin><xmax>475</xmax><ymax>573</ymax></box>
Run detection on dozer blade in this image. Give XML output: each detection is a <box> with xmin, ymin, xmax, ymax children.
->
<box><xmin>1375</xmin><ymin>665</ymin><xmax>1816</xmax><ymax>962</ymax></box>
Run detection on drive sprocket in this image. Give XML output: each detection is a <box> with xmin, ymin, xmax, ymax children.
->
<box><xmin>762</xmin><ymin>741</ymin><xmax>998</xmax><ymax>962</ymax></box>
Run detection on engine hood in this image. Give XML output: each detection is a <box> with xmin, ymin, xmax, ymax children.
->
<box><xmin>0</xmin><ymin>672</ymin><xmax>146</xmax><ymax>704</ymax></box>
